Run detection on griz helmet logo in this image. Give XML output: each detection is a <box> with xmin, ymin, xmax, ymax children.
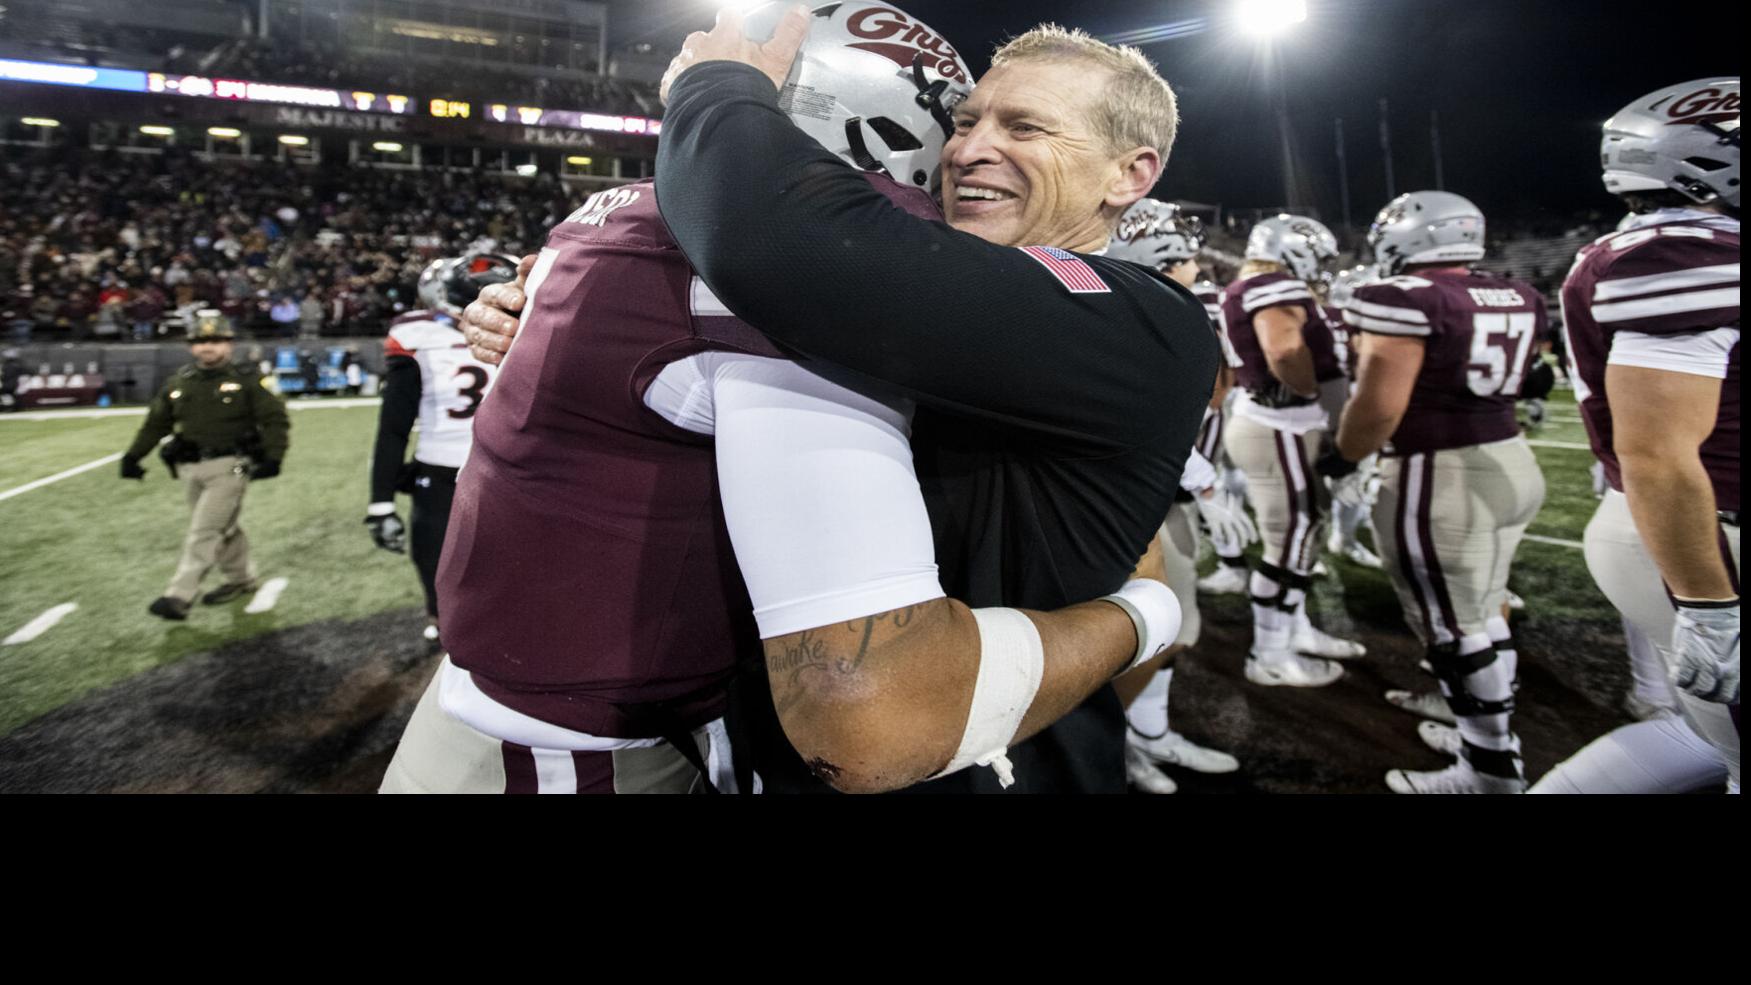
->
<box><xmin>845</xmin><ymin>5</ymin><xmax>970</xmax><ymax>84</ymax></box>
<box><xmin>1116</xmin><ymin>209</ymin><xmax>1202</xmax><ymax>245</ymax></box>
<box><xmin>1653</xmin><ymin>86</ymin><xmax>1740</xmax><ymax>126</ymax></box>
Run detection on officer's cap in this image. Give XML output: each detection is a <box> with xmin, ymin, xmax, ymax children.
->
<box><xmin>188</xmin><ymin>310</ymin><xmax>235</xmax><ymax>342</ymax></box>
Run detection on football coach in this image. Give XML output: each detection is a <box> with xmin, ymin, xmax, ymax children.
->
<box><xmin>465</xmin><ymin>7</ymin><xmax>1220</xmax><ymax>792</ymax></box>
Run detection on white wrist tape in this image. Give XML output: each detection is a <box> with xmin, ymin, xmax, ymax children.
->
<box><xmin>367</xmin><ymin>501</ymin><xmax>398</xmax><ymax>517</ymax></box>
<box><xmin>1102</xmin><ymin>579</ymin><xmax>1183</xmax><ymax>673</ymax></box>
<box><xmin>931</xmin><ymin>607</ymin><xmax>1045</xmax><ymax>789</ymax></box>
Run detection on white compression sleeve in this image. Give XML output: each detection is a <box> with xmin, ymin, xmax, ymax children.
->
<box><xmin>705</xmin><ymin>353</ymin><xmax>946</xmax><ymax>637</ymax></box>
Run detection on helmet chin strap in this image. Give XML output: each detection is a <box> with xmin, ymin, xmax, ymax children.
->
<box><xmin>842</xmin><ymin>118</ymin><xmax>885</xmax><ymax>174</ymax></box>
<box><xmin>910</xmin><ymin>52</ymin><xmax>958</xmax><ymax>137</ymax></box>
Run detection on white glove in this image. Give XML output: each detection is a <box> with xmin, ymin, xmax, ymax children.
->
<box><xmin>1327</xmin><ymin>471</ymin><xmax>1370</xmax><ymax>511</ymax></box>
<box><xmin>1196</xmin><ymin>488</ymin><xmax>1257</xmax><ymax>551</ymax></box>
<box><xmin>1669</xmin><ymin>601</ymin><xmax>1740</xmax><ymax>704</ymax></box>
<box><xmin>1589</xmin><ymin>460</ymin><xmax>1608</xmax><ymax>499</ymax></box>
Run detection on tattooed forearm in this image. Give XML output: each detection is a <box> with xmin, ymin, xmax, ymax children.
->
<box><xmin>765</xmin><ymin>603</ymin><xmax>930</xmax><ymax>715</ymax></box>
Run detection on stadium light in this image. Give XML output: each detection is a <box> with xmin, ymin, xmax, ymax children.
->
<box><xmin>207</xmin><ymin>126</ymin><xmax>242</xmax><ymax>138</ymax></box>
<box><xmin>278</xmin><ymin>134</ymin><xmax>309</xmax><ymax>146</ymax></box>
<box><xmin>21</xmin><ymin>117</ymin><xmax>60</xmax><ymax>127</ymax></box>
<box><xmin>566</xmin><ymin>155</ymin><xmax>593</xmax><ymax>166</ymax></box>
<box><xmin>515</xmin><ymin>163</ymin><xmax>539</xmax><ymax>176</ymax></box>
<box><xmin>372</xmin><ymin>141</ymin><xmax>404</xmax><ymax>152</ymax></box>
<box><xmin>1236</xmin><ymin>0</ymin><xmax>1308</xmax><ymax>38</ymax></box>
<box><xmin>139</xmin><ymin>125</ymin><xmax>175</xmax><ymax>136</ymax></box>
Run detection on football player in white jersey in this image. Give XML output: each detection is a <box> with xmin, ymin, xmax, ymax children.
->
<box><xmin>367</xmin><ymin>253</ymin><xmax>518</xmax><ymax>645</ymax></box>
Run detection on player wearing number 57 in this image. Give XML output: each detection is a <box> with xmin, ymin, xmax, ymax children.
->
<box><xmin>367</xmin><ymin>254</ymin><xmax>518</xmax><ymax>648</ymax></box>
<box><xmin>1319</xmin><ymin>190</ymin><xmax>1548</xmax><ymax>795</ymax></box>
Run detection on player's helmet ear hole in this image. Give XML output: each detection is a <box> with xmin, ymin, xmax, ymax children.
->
<box><xmin>867</xmin><ymin>116</ymin><xmax>924</xmax><ymax>152</ymax></box>
<box><xmin>912</xmin><ymin>169</ymin><xmax>928</xmax><ymax>186</ymax></box>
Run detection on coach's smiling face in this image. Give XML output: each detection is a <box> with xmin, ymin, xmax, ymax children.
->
<box><xmin>943</xmin><ymin>60</ymin><xmax>1158</xmax><ymax>254</ymax></box>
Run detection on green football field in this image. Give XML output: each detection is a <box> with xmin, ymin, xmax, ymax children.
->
<box><xmin>0</xmin><ymin>399</ymin><xmax>425</xmax><ymax>736</ymax></box>
<box><xmin>0</xmin><ymin>388</ymin><xmax>1632</xmax><ymax>791</ymax></box>
<box><xmin>0</xmin><ymin>389</ymin><xmax>1609</xmax><ymax>737</ymax></box>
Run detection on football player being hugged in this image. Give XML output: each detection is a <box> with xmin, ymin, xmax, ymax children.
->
<box><xmin>1320</xmin><ymin>191</ymin><xmax>1547</xmax><ymax>794</ymax></box>
<box><xmin>1106</xmin><ymin>199</ymin><xmax>1250</xmax><ymax>791</ymax></box>
<box><xmin>1533</xmin><ymin>78</ymin><xmax>1740</xmax><ymax>794</ymax></box>
<box><xmin>1320</xmin><ymin>264</ymin><xmax>1386</xmax><ymax>569</ymax></box>
<box><xmin>1220</xmin><ymin>215</ymin><xmax>1366</xmax><ymax>688</ymax></box>
<box><xmin>366</xmin><ymin>254</ymin><xmax>517</xmax><ymax>646</ymax></box>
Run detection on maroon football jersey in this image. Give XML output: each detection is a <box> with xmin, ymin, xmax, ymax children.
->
<box><xmin>1321</xmin><ymin>303</ymin><xmax>1354</xmax><ymax>379</ymax></box>
<box><xmin>1560</xmin><ymin>212</ymin><xmax>1740</xmax><ymax>509</ymax></box>
<box><xmin>437</xmin><ymin>176</ymin><xmax>943</xmax><ymax>738</ymax></box>
<box><xmin>1220</xmin><ymin>270</ymin><xmax>1342</xmax><ymax>401</ymax></box>
<box><xmin>1346</xmin><ymin>268</ymin><xmax>1547</xmax><ymax>454</ymax></box>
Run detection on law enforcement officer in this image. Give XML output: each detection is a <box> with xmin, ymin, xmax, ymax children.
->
<box><xmin>120</xmin><ymin>311</ymin><xmax>290</xmax><ymax>620</ymax></box>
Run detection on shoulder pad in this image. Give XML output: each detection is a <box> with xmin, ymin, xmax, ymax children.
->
<box><xmin>388</xmin><ymin>319</ymin><xmax>465</xmax><ymax>354</ymax></box>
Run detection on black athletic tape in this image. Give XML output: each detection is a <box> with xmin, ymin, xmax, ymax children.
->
<box><xmin>1255</xmin><ymin>561</ymin><xmax>1311</xmax><ymax>592</ymax></box>
<box><xmin>1459</xmin><ymin>740</ymin><xmax>1522</xmax><ymax>780</ymax></box>
<box><xmin>1674</xmin><ymin>597</ymin><xmax>1741</xmax><ymax>610</ymax></box>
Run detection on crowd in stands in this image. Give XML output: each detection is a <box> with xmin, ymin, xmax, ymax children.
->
<box><xmin>2</xmin><ymin>8</ymin><xmax>660</xmax><ymax>117</ymax></box>
<box><xmin>180</xmin><ymin>37</ymin><xmax>660</xmax><ymax>117</ymax></box>
<box><xmin>1</xmin><ymin>148</ymin><xmax>582</xmax><ymax>343</ymax></box>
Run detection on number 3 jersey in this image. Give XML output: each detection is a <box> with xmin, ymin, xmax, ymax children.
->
<box><xmin>1345</xmin><ymin>268</ymin><xmax>1547</xmax><ymax>454</ymax></box>
<box><xmin>382</xmin><ymin>313</ymin><xmax>495</xmax><ymax>468</ymax></box>
<box><xmin>1560</xmin><ymin>209</ymin><xmax>1740</xmax><ymax>510</ymax></box>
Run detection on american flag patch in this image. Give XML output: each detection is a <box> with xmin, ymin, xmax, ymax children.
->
<box><xmin>1020</xmin><ymin>246</ymin><xmax>1111</xmax><ymax>294</ymax></box>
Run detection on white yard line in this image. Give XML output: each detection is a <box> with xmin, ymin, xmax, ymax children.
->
<box><xmin>245</xmin><ymin>577</ymin><xmax>289</xmax><ymax>614</ymax></box>
<box><xmin>0</xmin><ymin>398</ymin><xmax>382</xmax><ymax>503</ymax></box>
<box><xmin>0</xmin><ymin>453</ymin><xmax>123</xmax><ymax>503</ymax></box>
<box><xmin>4</xmin><ymin>602</ymin><xmax>78</xmax><ymax>645</ymax></box>
<box><xmin>1523</xmin><ymin>533</ymin><xmax>1585</xmax><ymax>550</ymax></box>
<box><xmin>1526</xmin><ymin>439</ymin><xmax>1593</xmax><ymax>450</ymax></box>
<box><xmin>0</xmin><ymin>396</ymin><xmax>380</xmax><ymax>423</ymax></box>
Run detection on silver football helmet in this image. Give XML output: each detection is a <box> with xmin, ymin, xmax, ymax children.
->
<box><xmin>1244</xmin><ymin>214</ymin><xmax>1339</xmax><ymax>285</ymax></box>
<box><xmin>1107</xmin><ymin>200</ymin><xmax>1207</xmax><ymax>270</ymax></box>
<box><xmin>1602</xmin><ymin>78</ymin><xmax>1740</xmax><ymax>210</ymax></box>
<box><xmin>742</xmin><ymin>2</ymin><xmax>973</xmax><ymax>191</ymax></box>
<box><xmin>1366</xmin><ymin>191</ymin><xmax>1486</xmax><ymax>275</ymax></box>
<box><xmin>1327</xmin><ymin>264</ymin><xmax>1379</xmax><ymax>309</ymax></box>
<box><xmin>418</xmin><ymin>253</ymin><xmax>520</xmax><ymax>318</ymax></box>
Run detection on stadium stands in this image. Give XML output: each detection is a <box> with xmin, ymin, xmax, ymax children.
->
<box><xmin>0</xmin><ymin>147</ymin><xmax>583</xmax><ymax>342</ymax></box>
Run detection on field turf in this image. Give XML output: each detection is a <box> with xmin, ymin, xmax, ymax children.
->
<box><xmin>0</xmin><ymin>389</ymin><xmax>1649</xmax><ymax>793</ymax></box>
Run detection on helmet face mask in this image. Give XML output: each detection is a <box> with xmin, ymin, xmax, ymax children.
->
<box><xmin>418</xmin><ymin>253</ymin><xmax>519</xmax><ymax>318</ymax></box>
<box><xmin>1601</xmin><ymin>77</ymin><xmax>1740</xmax><ymax>211</ymax></box>
<box><xmin>742</xmin><ymin>2</ymin><xmax>974</xmax><ymax>191</ymax></box>
<box><xmin>1108</xmin><ymin>200</ymin><xmax>1207</xmax><ymax>271</ymax></box>
<box><xmin>1244</xmin><ymin>214</ymin><xmax>1338</xmax><ymax>285</ymax></box>
<box><xmin>1366</xmin><ymin>191</ymin><xmax>1486</xmax><ymax>276</ymax></box>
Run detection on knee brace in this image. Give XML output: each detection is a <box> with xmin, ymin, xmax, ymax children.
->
<box><xmin>1426</xmin><ymin>639</ymin><xmax>1516</xmax><ymax>717</ymax></box>
<box><xmin>1251</xmin><ymin>561</ymin><xmax>1311</xmax><ymax>611</ymax></box>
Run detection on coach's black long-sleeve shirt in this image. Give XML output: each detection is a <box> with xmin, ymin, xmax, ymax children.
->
<box><xmin>658</xmin><ymin>62</ymin><xmax>1219</xmax><ymax>793</ymax></box>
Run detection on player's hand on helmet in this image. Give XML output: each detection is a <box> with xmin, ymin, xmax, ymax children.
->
<box><xmin>247</xmin><ymin>459</ymin><xmax>281</xmax><ymax>481</ymax></box>
<box><xmin>1195</xmin><ymin>487</ymin><xmax>1257</xmax><ymax>549</ymax></box>
<box><xmin>662</xmin><ymin>3</ymin><xmax>811</xmax><ymax>105</ymax></box>
<box><xmin>365</xmin><ymin>509</ymin><xmax>407</xmax><ymax>554</ymax></box>
<box><xmin>462</xmin><ymin>253</ymin><xmax>536</xmax><ymax>366</ymax></box>
<box><xmin>1669</xmin><ymin>601</ymin><xmax>1740</xmax><ymax>704</ymax></box>
<box><xmin>119</xmin><ymin>456</ymin><xmax>146</xmax><ymax>481</ymax></box>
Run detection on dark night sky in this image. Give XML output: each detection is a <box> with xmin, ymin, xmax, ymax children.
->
<box><xmin>608</xmin><ymin>0</ymin><xmax>1741</xmax><ymax>226</ymax></box>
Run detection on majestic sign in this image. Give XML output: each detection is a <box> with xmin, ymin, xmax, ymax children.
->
<box><xmin>272</xmin><ymin>108</ymin><xmax>408</xmax><ymax>132</ymax></box>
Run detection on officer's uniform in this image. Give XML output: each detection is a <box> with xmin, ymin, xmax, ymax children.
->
<box><xmin>122</xmin><ymin>322</ymin><xmax>289</xmax><ymax>614</ymax></box>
